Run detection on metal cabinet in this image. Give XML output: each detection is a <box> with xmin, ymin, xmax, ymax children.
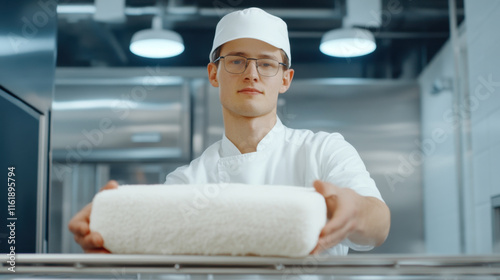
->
<box><xmin>0</xmin><ymin>0</ymin><xmax>57</xmax><ymax>253</ymax></box>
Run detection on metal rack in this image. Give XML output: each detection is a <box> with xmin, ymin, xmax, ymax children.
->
<box><xmin>1</xmin><ymin>254</ymin><xmax>500</xmax><ymax>279</ymax></box>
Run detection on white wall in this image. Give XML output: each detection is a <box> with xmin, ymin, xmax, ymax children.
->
<box><xmin>465</xmin><ymin>0</ymin><xmax>500</xmax><ymax>254</ymax></box>
<box><xmin>418</xmin><ymin>39</ymin><xmax>462</xmax><ymax>254</ymax></box>
<box><xmin>420</xmin><ymin>0</ymin><xmax>500</xmax><ymax>254</ymax></box>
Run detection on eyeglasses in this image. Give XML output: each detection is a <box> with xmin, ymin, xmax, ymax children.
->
<box><xmin>214</xmin><ymin>55</ymin><xmax>288</xmax><ymax>77</ymax></box>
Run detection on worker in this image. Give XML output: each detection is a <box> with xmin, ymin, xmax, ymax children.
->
<box><xmin>69</xmin><ymin>7</ymin><xmax>390</xmax><ymax>255</ymax></box>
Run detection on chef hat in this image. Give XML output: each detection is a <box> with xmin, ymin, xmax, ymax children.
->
<box><xmin>209</xmin><ymin>7</ymin><xmax>291</xmax><ymax>66</ymax></box>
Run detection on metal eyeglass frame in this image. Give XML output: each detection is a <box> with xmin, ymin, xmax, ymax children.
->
<box><xmin>213</xmin><ymin>55</ymin><xmax>289</xmax><ymax>77</ymax></box>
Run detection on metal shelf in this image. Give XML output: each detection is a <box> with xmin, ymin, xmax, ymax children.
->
<box><xmin>1</xmin><ymin>254</ymin><xmax>500</xmax><ymax>279</ymax></box>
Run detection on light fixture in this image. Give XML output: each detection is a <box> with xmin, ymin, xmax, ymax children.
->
<box><xmin>130</xmin><ymin>16</ymin><xmax>184</xmax><ymax>58</ymax></box>
<box><xmin>320</xmin><ymin>28</ymin><xmax>376</xmax><ymax>58</ymax></box>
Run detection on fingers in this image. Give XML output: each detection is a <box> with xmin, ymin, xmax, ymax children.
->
<box><xmin>74</xmin><ymin>231</ymin><xmax>105</xmax><ymax>251</ymax></box>
<box><xmin>85</xmin><ymin>248</ymin><xmax>111</xmax><ymax>254</ymax></box>
<box><xmin>313</xmin><ymin>180</ymin><xmax>338</xmax><ymax>220</ymax></box>
<box><xmin>68</xmin><ymin>203</ymin><xmax>92</xmax><ymax>236</ymax></box>
<box><xmin>310</xmin><ymin>238</ymin><xmax>332</xmax><ymax>255</ymax></box>
<box><xmin>69</xmin><ymin>205</ymin><xmax>108</xmax><ymax>253</ymax></box>
<box><xmin>68</xmin><ymin>181</ymin><xmax>118</xmax><ymax>236</ymax></box>
<box><xmin>321</xmin><ymin>213</ymin><xmax>350</xmax><ymax>237</ymax></box>
<box><xmin>70</xmin><ymin>181</ymin><xmax>118</xmax><ymax>233</ymax></box>
<box><xmin>313</xmin><ymin>180</ymin><xmax>338</xmax><ymax>198</ymax></box>
<box><xmin>322</xmin><ymin>221</ymin><xmax>353</xmax><ymax>248</ymax></box>
<box><xmin>311</xmin><ymin>180</ymin><xmax>359</xmax><ymax>254</ymax></box>
<box><xmin>100</xmin><ymin>180</ymin><xmax>119</xmax><ymax>192</ymax></box>
<box><xmin>68</xmin><ymin>180</ymin><xmax>118</xmax><ymax>254</ymax></box>
<box><xmin>311</xmin><ymin>219</ymin><xmax>354</xmax><ymax>255</ymax></box>
<box><xmin>310</xmin><ymin>243</ymin><xmax>321</xmax><ymax>255</ymax></box>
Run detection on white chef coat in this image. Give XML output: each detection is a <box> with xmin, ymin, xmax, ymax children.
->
<box><xmin>165</xmin><ymin>117</ymin><xmax>383</xmax><ymax>255</ymax></box>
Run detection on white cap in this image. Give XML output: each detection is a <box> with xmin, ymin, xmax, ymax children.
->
<box><xmin>209</xmin><ymin>7</ymin><xmax>291</xmax><ymax>66</ymax></box>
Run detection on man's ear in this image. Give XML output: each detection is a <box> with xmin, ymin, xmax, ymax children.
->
<box><xmin>279</xmin><ymin>68</ymin><xmax>294</xmax><ymax>94</ymax></box>
<box><xmin>207</xmin><ymin>63</ymin><xmax>219</xmax><ymax>87</ymax></box>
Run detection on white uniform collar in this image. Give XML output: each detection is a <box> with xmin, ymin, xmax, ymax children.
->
<box><xmin>220</xmin><ymin>117</ymin><xmax>284</xmax><ymax>157</ymax></box>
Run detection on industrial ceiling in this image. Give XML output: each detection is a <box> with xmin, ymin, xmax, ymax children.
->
<box><xmin>56</xmin><ymin>0</ymin><xmax>464</xmax><ymax>79</ymax></box>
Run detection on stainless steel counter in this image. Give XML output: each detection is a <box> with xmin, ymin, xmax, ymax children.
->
<box><xmin>1</xmin><ymin>254</ymin><xmax>500</xmax><ymax>279</ymax></box>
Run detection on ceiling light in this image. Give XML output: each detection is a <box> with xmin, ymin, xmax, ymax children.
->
<box><xmin>130</xmin><ymin>16</ymin><xmax>184</xmax><ymax>58</ymax></box>
<box><xmin>320</xmin><ymin>28</ymin><xmax>376</xmax><ymax>58</ymax></box>
<box><xmin>57</xmin><ymin>5</ymin><xmax>96</xmax><ymax>14</ymax></box>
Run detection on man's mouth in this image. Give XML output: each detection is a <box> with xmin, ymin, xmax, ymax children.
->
<box><xmin>238</xmin><ymin>87</ymin><xmax>263</xmax><ymax>95</ymax></box>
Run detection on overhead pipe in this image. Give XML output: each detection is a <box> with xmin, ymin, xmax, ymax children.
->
<box><xmin>57</xmin><ymin>4</ymin><xmax>343</xmax><ymax>18</ymax></box>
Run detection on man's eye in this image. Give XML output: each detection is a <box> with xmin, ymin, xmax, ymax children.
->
<box><xmin>259</xmin><ymin>61</ymin><xmax>274</xmax><ymax>68</ymax></box>
<box><xmin>231</xmin><ymin>59</ymin><xmax>244</xmax><ymax>65</ymax></box>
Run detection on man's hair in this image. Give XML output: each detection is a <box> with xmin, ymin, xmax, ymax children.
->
<box><xmin>211</xmin><ymin>46</ymin><xmax>290</xmax><ymax>70</ymax></box>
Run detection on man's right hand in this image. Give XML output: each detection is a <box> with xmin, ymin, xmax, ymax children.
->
<box><xmin>68</xmin><ymin>180</ymin><xmax>119</xmax><ymax>253</ymax></box>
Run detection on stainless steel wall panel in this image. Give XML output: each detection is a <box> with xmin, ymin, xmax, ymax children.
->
<box><xmin>52</xmin><ymin>69</ymin><xmax>191</xmax><ymax>162</ymax></box>
<box><xmin>0</xmin><ymin>0</ymin><xmax>57</xmax><ymax>113</ymax></box>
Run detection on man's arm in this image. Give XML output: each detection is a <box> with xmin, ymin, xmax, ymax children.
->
<box><xmin>310</xmin><ymin>180</ymin><xmax>391</xmax><ymax>254</ymax></box>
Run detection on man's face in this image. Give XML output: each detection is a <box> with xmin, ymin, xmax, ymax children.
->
<box><xmin>207</xmin><ymin>38</ymin><xmax>294</xmax><ymax>119</ymax></box>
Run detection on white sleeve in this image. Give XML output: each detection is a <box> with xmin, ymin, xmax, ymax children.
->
<box><xmin>340</xmin><ymin>239</ymin><xmax>375</xmax><ymax>251</ymax></box>
<box><xmin>319</xmin><ymin>133</ymin><xmax>384</xmax><ymax>252</ymax></box>
<box><xmin>164</xmin><ymin>165</ymin><xmax>189</xmax><ymax>184</ymax></box>
<box><xmin>320</xmin><ymin>133</ymin><xmax>383</xmax><ymax>202</ymax></box>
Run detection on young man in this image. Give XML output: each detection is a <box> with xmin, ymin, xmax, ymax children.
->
<box><xmin>69</xmin><ymin>7</ymin><xmax>390</xmax><ymax>255</ymax></box>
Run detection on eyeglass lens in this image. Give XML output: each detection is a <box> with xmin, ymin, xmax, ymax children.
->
<box><xmin>223</xmin><ymin>56</ymin><xmax>281</xmax><ymax>77</ymax></box>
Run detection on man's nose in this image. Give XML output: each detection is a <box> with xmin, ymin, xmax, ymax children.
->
<box><xmin>243</xmin><ymin>60</ymin><xmax>259</xmax><ymax>80</ymax></box>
